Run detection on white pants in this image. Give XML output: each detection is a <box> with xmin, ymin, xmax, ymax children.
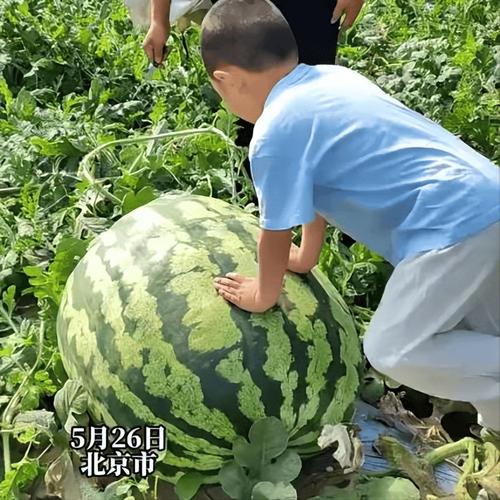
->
<box><xmin>364</xmin><ymin>222</ymin><xmax>500</xmax><ymax>430</ymax></box>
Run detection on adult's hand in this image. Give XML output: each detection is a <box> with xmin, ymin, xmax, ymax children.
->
<box><xmin>143</xmin><ymin>21</ymin><xmax>170</xmax><ymax>65</ymax></box>
<box><xmin>331</xmin><ymin>0</ymin><xmax>365</xmax><ymax>31</ymax></box>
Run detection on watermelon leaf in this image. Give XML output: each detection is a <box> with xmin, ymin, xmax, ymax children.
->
<box><xmin>233</xmin><ymin>436</ymin><xmax>260</xmax><ymax>469</ymax></box>
<box><xmin>259</xmin><ymin>450</ymin><xmax>301</xmax><ymax>484</ymax></box>
<box><xmin>103</xmin><ymin>478</ymin><xmax>133</xmax><ymax>499</ymax></box>
<box><xmin>12</xmin><ymin>409</ymin><xmax>57</xmax><ymax>443</ymax></box>
<box><xmin>233</xmin><ymin>418</ymin><xmax>292</xmax><ymax>477</ymax></box>
<box><xmin>175</xmin><ymin>472</ymin><xmax>206</xmax><ymax>500</ymax></box>
<box><xmin>247</xmin><ymin>417</ymin><xmax>289</xmax><ymax>463</ymax></box>
<box><xmin>219</xmin><ymin>462</ymin><xmax>253</xmax><ymax>499</ymax></box>
<box><xmin>53</xmin><ymin>380</ymin><xmax>89</xmax><ymax>434</ymax></box>
<box><xmin>0</xmin><ymin>459</ymin><xmax>41</xmax><ymax>499</ymax></box>
<box><xmin>122</xmin><ymin>186</ymin><xmax>156</xmax><ymax>215</ymax></box>
<box><xmin>312</xmin><ymin>477</ymin><xmax>420</xmax><ymax>500</ymax></box>
<box><xmin>251</xmin><ymin>481</ymin><xmax>297</xmax><ymax>500</ymax></box>
<box><xmin>224</xmin><ymin>418</ymin><xmax>301</xmax><ymax>498</ymax></box>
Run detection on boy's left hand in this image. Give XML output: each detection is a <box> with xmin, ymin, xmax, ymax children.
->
<box><xmin>214</xmin><ymin>273</ymin><xmax>275</xmax><ymax>313</ymax></box>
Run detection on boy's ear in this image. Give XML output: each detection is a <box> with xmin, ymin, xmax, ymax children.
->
<box><xmin>213</xmin><ymin>70</ymin><xmax>230</xmax><ymax>83</ymax></box>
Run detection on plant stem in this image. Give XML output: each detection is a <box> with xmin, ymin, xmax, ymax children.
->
<box><xmin>3</xmin><ymin>441</ymin><xmax>34</xmax><ymax>497</ymax></box>
<box><xmin>455</xmin><ymin>439</ymin><xmax>477</xmax><ymax>495</ymax></box>
<box><xmin>79</xmin><ymin>126</ymin><xmax>235</xmax><ymax>178</ymax></box>
<box><xmin>0</xmin><ymin>304</ymin><xmax>19</xmax><ymax>336</ymax></box>
<box><xmin>1</xmin><ymin>321</ymin><xmax>45</xmax><ymax>474</ymax></box>
<box><xmin>153</xmin><ymin>476</ymin><xmax>159</xmax><ymax>499</ymax></box>
<box><xmin>0</xmin><ymin>187</ymin><xmax>21</xmax><ymax>197</ymax></box>
<box><xmin>77</xmin><ymin>126</ymin><xmax>235</xmax><ymax>206</ymax></box>
<box><xmin>424</xmin><ymin>437</ymin><xmax>477</xmax><ymax>466</ymax></box>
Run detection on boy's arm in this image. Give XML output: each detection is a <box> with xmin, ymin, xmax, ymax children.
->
<box><xmin>215</xmin><ymin>145</ymin><xmax>315</xmax><ymax>312</ymax></box>
<box><xmin>288</xmin><ymin>214</ymin><xmax>327</xmax><ymax>274</ymax></box>
<box><xmin>257</xmin><ymin>228</ymin><xmax>292</xmax><ymax>306</ymax></box>
<box><xmin>143</xmin><ymin>0</ymin><xmax>171</xmax><ymax>64</ymax></box>
<box><xmin>214</xmin><ymin>229</ymin><xmax>292</xmax><ymax>313</ymax></box>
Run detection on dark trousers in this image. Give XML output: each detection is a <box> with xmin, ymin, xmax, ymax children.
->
<box><xmin>236</xmin><ymin>0</ymin><xmax>340</xmax><ymax>153</ymax></box>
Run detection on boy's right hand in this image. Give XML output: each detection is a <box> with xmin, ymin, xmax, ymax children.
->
<box><xmin>143</xmin><ymin>22</ymin><xmax>170</xmax><ymax>65</ymax></box>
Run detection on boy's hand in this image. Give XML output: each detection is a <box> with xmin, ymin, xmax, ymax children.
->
<box><xmin>331</xmin><ymin>0</ymin><xmax>364</xmax><ymax>31</ymax></box>
<box><xmin>143</xmin><ymin>22</ymin><xmax>170</xmax><ymax>65</ymax></box>
<box><xmin>214</xmin><ymin>228</ymin><xmax>292</xmax><ymax>313</ymax></box>
<box><xmin>214</xmin><ymin>274</ymin><xmax>276</xmax><ymax>313</ymax></box>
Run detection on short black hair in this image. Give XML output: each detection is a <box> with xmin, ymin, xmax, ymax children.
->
<box><xmin>201</xmin><ymin>0</ymin><xmax>298</xmax><ymax>75</ymax></box>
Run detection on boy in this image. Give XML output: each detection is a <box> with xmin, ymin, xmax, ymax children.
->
<box><xmin>205</xmin><ymin>0</ymin><xmax>500</xmax><ymax>435</ymax></box>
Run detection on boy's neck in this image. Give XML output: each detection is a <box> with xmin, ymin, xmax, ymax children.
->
<box><xmin>246</xmin><ymin>61</ymin><xmax>298</xmax><ymax>123</ymax></box>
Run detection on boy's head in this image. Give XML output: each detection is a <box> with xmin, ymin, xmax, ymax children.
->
<box><xmin>201</xmin><ymin>0</ymin><xmax>298</xmax><ymax>123</ymax></box>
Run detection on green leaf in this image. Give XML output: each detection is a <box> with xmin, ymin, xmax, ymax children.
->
<box><xmin>135</xmin><ymin>479</ymin><xmax>150</xmax><ymax>493</ymax></box>
<box><xmin>24</xmin><ymin>237</ymin><xmax>88</xmax><ymax>305</ymax></box>
<box><xmin>20</xmin><ymin>384</ymin><xmax>41</xmax><ymax>411</ymax></box>
<box><xmin>50</xmin><ymin>237</ymin><xmax>89</xmax><ymax>286</ymax></box>
<box><xmin>11</xmin><ymin>88</ymin><xmax>36</xmax><ymax>120</ymax></box>
<box><xmin>0</xmin><ymin>459</ymin><xmax>40</xmax><ymax>499</ymax></box>
<box><xmin>248</xmin><ymin>417</ymin><xmax>289</xmax><ymax>463</ymax></box>
<box><xmin>30</xmin><ymin>136</ymin><xmax>82</xmax><ymax>157</ymax></box>
<box><xmin>122</xmin><ymin>186</ymin><xmax>157</xmax><ymax>215</ymax></box>
<box><xmin>314</xmin><ymin>477</ymin><xmax>420</xmax><ymax>500</ymax></box>
<box><xmin>0</xmin><ymin>76</ymin><xmax>13</xmax><ymax>108</ymax></box>
<box><xmin>175</xmin><ymin>472</ymin><xmax>206</xmax><ymax>500</ymax></box>
<box><xmin>219</xmin><ymin>462</ymin><xmax>252</xmax><ymax>500</ymax></box>
<box><xmin>233</xmin><ymin>436</ymin><xmax>260</xmax><ymax>469</ymax></box>
<box><xmin>259</xmin><ymin>450</ymin><xmax>301</xmax><ymax>484</ymax></box>
<box><xmin>251</xmin><ymin>482</ymin><xmax>297</xmax><ymax>500</ymax></box>
<box><xmin>233</xmin><ymin>418</ymin><xmax>291</xmax><ymax>477</ymax></box>
<box><xmin>54</xmin><ymin>379</ymin><xmax>89</xmax><ymax>434</ymax></box>
<box><xmin>103</xmin><ymin>480</ymin><xmax>129</xmax><ymax>499</ymax></box>
<box><xmin>2</xmin><ymin>285</ymin><xmax>16</xmax><ymax>316</ymax></box>
<box><xmin>116</xmin><ymin>483</ymin><xmax>133</xmax><ymax>495</ymax></box>
<box><xmin>103</xmin><ymin>478</ymin><xmax>141</xmax><ymax>499</ymax></box>
<box><xmin>13</xmin><ymin>409</ymin><xmax>57</xmax><ymax>441</ymax></box>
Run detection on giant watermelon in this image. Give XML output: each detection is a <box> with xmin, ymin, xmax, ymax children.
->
<box><xmin>56</xmin><ymin>193</ymin><xmax>361</xmax><ymax>482</ymax></box>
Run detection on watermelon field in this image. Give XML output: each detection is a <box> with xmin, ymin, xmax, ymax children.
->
<box><xmin>0</xmin><ymin>0</ymin><xmax>499</xmax><ymax>498</ymax></box>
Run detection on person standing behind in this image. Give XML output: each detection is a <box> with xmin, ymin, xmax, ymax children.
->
<box><xmin>143</xmin><ymin>0</ymin><xmax>365</xmax><ymax>68</ymax></box>
<box><xmin>142</xmin><ymin>0</ymin><xmax>364</xmax><ymax>153</ymax></box>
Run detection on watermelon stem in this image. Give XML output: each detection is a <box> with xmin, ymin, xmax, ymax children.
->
<box><xmin>1</xmin><ymin>320</ymin><xmax>45</xmax><ymax>474</ymax></box>
<box><xmin>424</xmin><ymin>437</ymin><xmax>477</xmax><ymax>466</ymax></box>
<box><xmin>77</xmin><ymin>126</ymin><xmax>237</xmax><ymax>205</ymax></box>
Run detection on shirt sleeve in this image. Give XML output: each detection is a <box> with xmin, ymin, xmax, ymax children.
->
<box><xmin>250</xmin><ymin>153</ymin><xmax>316</xmax><ymax>231</ymax></box>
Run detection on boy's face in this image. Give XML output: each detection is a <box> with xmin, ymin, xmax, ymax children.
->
<box><xmin>210</xmin><ymin>68</ymin><xmax>257</xmax><ymax>124</ymax></box>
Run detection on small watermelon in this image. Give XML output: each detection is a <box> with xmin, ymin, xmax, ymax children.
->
<box><xmin>56</xmin><ymin>193</ymin><xmax>361</xmax><ymax>482</ymax></box>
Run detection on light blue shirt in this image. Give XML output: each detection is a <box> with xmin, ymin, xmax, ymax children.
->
<box><xmin>249</xmin><ymin>64</ymin><xmax>500</xmax><ymax>265</ymax></box>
